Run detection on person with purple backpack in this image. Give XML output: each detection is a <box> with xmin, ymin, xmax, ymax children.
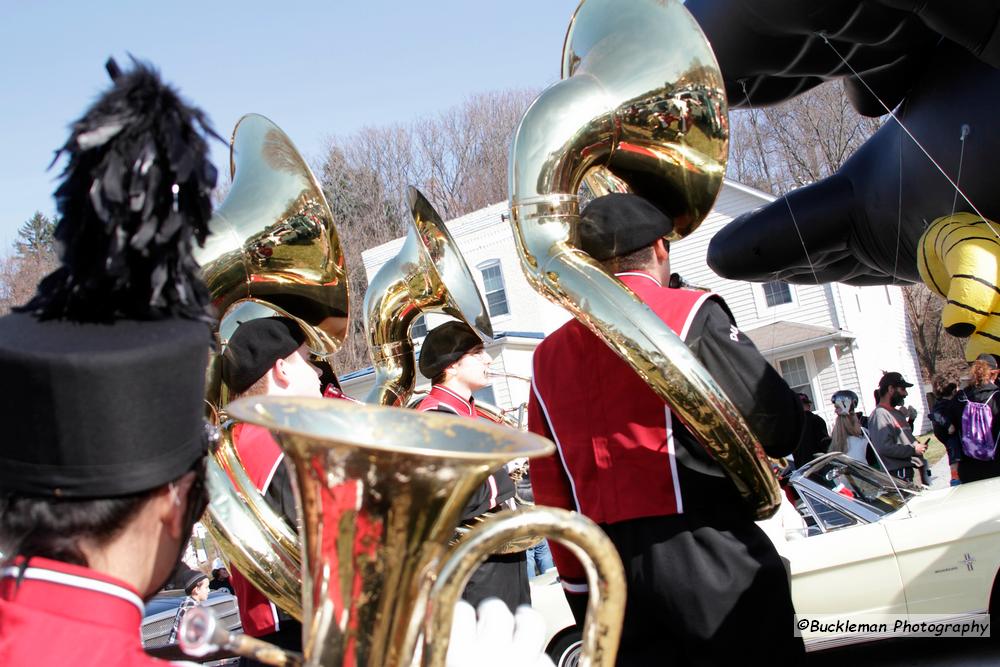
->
<box><xmin>949</xmin><ymin>354</ymin><xmax>1000</xmax><ymax>484</ymax></box>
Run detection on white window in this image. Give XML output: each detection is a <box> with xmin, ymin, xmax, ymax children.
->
<box><xmin>762</xmin><ymin>280</ymin><xmax>793</xmax><ymax>307</ymax></box>
<box><xmin>479</xmin><ymin>261</ymin><xmax>510</xmax><ymax>317</ymax></box>
<box><xmin>778</xmin><ymin>355</ymin><xmax>812</xmax><ymax>402</ymax></box>
<box><xmin>410</xmin><ymin>315</ymin><xmax>427</xmax><ymax>339</ymax></box>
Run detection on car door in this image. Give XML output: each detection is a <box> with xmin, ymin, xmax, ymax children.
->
<box><xmin>883</xmin><ymin>500</ymin><xmax>999</xmax><ymax>617</ymax></box>
<box><xmin>783</xmin><ymin>489</ymin><xmax>906</xmax><ymax>641</ymax></box>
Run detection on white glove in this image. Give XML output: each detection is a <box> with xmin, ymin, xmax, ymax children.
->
<box><xmin>446</xmin><ymin>598</ymin><xmax>555</xmax><ymax>667</ymax></box>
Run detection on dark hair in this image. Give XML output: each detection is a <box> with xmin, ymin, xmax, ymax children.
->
<box><xmin>0</xmin><ymin>492</ymin><xmax>151</xmax><ymax>566</ymax></box>
<box><xmin>600</xmin><ymin>244</ymin><xmax>657</xmax><ymax>273</ymax></box>
<box><xmin>431</xmin><ymin>371</ymin><xmax>447</xmax><ymax>385</ymax></box>
<box><xmin>211</xmin><ymin>568</ymin><xmax>220</xmax><ymax>579</ymax></box>
<box><xmin>0</xmin><ymin>457</ymin><xmax>208</xmax><ymax>568</ymax></box>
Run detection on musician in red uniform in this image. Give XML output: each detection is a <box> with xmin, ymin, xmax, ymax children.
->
<box><xmin>416</xmin><ymin>322</ymin><xmax>530</xmax><ymax>611</ymax></box>
<box><xmin>219</xmin><ymin>316</ymin><xmax>327</xmax><ymax>659</ymax></box>
<box><xmin>0</xmin><ymin>60</ymin><xmax>218</xmax><ymax>666</ymax></box>
<box><xmin>527</xmin><ymin>194</ymin><xmax>806</xmax><ymax>665</ymax></box>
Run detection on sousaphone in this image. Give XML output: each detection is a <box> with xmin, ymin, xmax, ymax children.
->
<box><xmin>507</xmin><ymin>0</ymin><xmax>781</xmax><ymax>519</ymax></box>
<box><xmin>363</xmin><ymin>186</ymin><xmax>492</xmax><ymax>406</ymax></box>
<box><xmin>195</xmin><ymin>113</ymin><xmax>350</xmax><ymax>616</ymax></box>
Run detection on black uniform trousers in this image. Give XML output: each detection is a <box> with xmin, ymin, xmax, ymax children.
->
<box><xmin>572</xmin><ymin>513</ymin><xmax>804</xmax><ymax>667</ymax></box>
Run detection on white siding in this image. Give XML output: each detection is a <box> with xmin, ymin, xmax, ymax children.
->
<box><xmin>354</xmin><ymin>180</ymin><xmax>929</xmax><ymax>430</ymax></box>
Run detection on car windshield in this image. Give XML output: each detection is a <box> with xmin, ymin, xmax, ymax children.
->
<box><xmin>803</xmin><ymin>456</ymin><xmax>918</xmax><ymax>517</ymax></box>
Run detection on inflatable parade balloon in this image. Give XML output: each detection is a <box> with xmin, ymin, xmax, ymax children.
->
<box><xmin>684</xmin><ymin>0</ymin><xmax>1000</xmax><ymax>358</ymax></box>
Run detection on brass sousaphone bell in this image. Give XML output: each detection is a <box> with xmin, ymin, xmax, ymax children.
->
<box><xmin>508</xmin><ymin>0</ymin><xmax>781</xmax><ymax>518</ymax></box>
<box><xmin>195</xmin><ymin>113</ymin><xmax>350</xmax><ymax>617</ymax></box>
<box><xmin>363</xmin><ymin>186</ymin><xmax>492</xmax><ymax>406</ymax></box>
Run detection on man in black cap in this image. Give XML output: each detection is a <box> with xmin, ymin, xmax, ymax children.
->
<box><xmin>0</xmin><ymin>59</ymin><xmax>219</xmax><ymax>666</ymax></box>
<box><xmin>868</xmin><ymin>371</ymin><xmax>927</xmax><ymax>481</ymax></box>
<box><xmin>527</xmin><ymin>193</ymin><xmax>806</xmax><ymax>665</ymax></box>
<box><xmin>415</xmin><ymin>321</ymin><xmax>530</xmax><ymax>612</ymax></box>
<box><xmin>220</xmin><ymin>316</ymin><xmax>323</xmax><ymax>657</ymax></box>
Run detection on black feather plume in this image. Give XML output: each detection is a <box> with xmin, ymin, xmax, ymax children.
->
<box><xmin>19</xmin><ymin>57</ymin><xmax>224</xmax><ymax>323</ymax></box>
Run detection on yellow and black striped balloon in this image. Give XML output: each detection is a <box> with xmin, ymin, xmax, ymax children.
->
<box><xmin>918</xmin><ymin>212</ymin><xmax>1000</xmax><ymax>360</ymax></box>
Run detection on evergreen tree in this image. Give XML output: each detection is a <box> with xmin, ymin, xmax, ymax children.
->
<box><xmin>16</xmin><ymin>212</ymin><xmax>56</xmax><ymax>257</ymax></box>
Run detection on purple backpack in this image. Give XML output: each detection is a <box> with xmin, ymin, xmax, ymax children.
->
<box><xmin>961</xmin><ymin>392</ymin><xmax>998</xmax><ymax>461</ymax></box>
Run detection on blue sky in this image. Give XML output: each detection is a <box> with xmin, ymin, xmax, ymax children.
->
<box><xmin>0</xmin><ymin>0</ymin><xmax>580</xmax><ymax>250</ymax></box>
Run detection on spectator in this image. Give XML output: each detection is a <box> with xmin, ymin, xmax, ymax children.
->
<box><xmin>830</xmin><ymin>390</ymin><xmax>866</xmax><ymax>462</ymax></box>
<box><xmin>793</xmin><ymin>393</ymin><xmax>831</xmax><ymax>469</ymax></box>
<box><xmin>929</xmin><ymin>377</ymin><xmax>961</xmax><ymax>486</ymax></box>
<box><xmin>513</xmin><ymin>461</ymin><xmax>555</xmax><ymax>578</ymax></box>
<box><xmin>868</xmin><ymin>372</ymin><xmax>927</xmax><ymax>482</ymax></box>
<box><xmin>209</xmin><ymin>566</ymin><xmax>235</xmax><ymax>595</ymax></box>
<box><xmin>949</xmin><ymin>354</ymin><xmax>1000</xmax><ymax>483</ymax></box>
<box><xmin>169</xmin><ymin>568</ymin><xmax>210</xmax><ymax>644</ymax></box>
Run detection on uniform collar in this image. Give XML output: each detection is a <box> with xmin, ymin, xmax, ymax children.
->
<box><xmin>1</xmin><ymin>556</ymin><xmax>146</xmax><ymax>628</ymax></box>
<box><xmin>427</xmin><ymin>385</ymin><xmax>476</xmax><ymax>417</ymax></box>
<box><xmin>615</xmin><ymin>271</ymin><xmax>662</xmax><ymax>288</ymax></box>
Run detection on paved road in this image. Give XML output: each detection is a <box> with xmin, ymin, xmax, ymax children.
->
<box><xmin>806</xmin><ymin>637</ymin><xmax>999</xmax><ymax>666</ymax></box>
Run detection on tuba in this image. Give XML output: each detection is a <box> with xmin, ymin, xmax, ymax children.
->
<box><xmin>363</xmin><ymin>186</ymin><xmax>492</xmax><ymax>406</ymax></box>
<box><xmin>179</xmin><ymin>397</ymin><xmax>626</xmax><ymax>667</ymax></box>
<box><xmin>508</xmin><ymin>0</ymin><xmax>781</xmax><ymax>519</ymax></box>
<box><xmin>195</xmin><ymin>113</ymin><xmax>350</xmax><ymax>617</ymax></box>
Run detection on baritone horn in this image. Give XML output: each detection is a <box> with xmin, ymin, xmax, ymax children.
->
<box><xmin>508</xmin><ymin>0</ymin><xmax>781</xmax><ymax>518</ymax></box>
<box><xmin>363</xmin><ymin>186</ymin><xmax>492</xmax><ymax>406</ymax></box>
<box><xmin>207</xmin><ymin>397</ymin><xmax>626</xmax><ymax>667</ymax></box>
<box><xmin>194</xmin><ymin>113</ymin><xmax>351</xmax><ymax>617</ymax></box>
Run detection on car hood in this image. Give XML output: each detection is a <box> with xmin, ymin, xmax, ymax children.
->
<box><xmin>905</xmin><ymin>477</ymin><xmax>1000</xmax><ymax>517</ymax></box>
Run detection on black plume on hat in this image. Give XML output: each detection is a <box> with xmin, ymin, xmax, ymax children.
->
<box><xmin>0</xmin><ymin>58</ymin><xmax>219</xmax><ymax>499</ymax></box>
<box><xmin>578</xmin><ymin>193</ymin><xmax>673</xmax><ymax>261</ymax></box>
<box><xmin>20</xmin><ymin>57</ymin><xmax>221</xmax><ymax>324</ymax></box>
<box><xmin>222</xmin><ymin>317</ymin><xmax>307</xmax><ymax>394</ymax></box>
<box><xmin>418</xmin><ymin>321</ymin><xmax>483</xmax><ymax>379</ymax></box>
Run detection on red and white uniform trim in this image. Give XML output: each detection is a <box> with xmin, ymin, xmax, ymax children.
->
<box><xmin>0</xmin><ymin>557</ymin><xmax>167</xmax><ymax>666</ymax></box>
<box><xmin>528</xmin><ymin>271</ymin><xmax>717</xmax><ymax>592</ymax></box>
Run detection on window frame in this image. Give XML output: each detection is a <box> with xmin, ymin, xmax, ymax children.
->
<box><xmin>752</xmin><ymin>279</ymin><xmax>798</xmax><ymax>317</ymax></box>
<box><xmin>477</xmin><ymin>259</ymin><xmax>511</xmax><ymax>319</ymax></box>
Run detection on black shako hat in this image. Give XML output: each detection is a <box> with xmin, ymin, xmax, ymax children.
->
<box><xmin>0</xmin><ymin>58</ymin><xmax>220</xmax><ymax>499</ymax></box>
<box><xmin>222</xmin><ymin>317</ymin><xmax>306</xmax><ymax>394</ymax></box>
<box><xmin>577</xmin><ymin>193</ymin><xmax>673</xmax><ymax>261</ymax></box>
<box><xmin>878</xmin><ymin>371</ymin><xmax>914</xmax><ymax>392</ymax></box>
<box><xmin>418</xmin><ymin>321</ymin><xmax>483</xmax><ymax>379</ymax></box>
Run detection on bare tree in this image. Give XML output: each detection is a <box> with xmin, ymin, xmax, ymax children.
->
<box><xmin>0</xmin><ymin>251</ymin><xmax>58</xmax><ymax>315</ymax></box>
<box><xmin>728</xmin><ymin>82</ymin><xmax>883</xmax><ymax>195</ymax></box>
<box><xmin>316</xmin><ymin>88</ymin><xmax>538</xmax><ymax>374</ymax></box>
<box><xmin>901</xmin><ymin>284</ymin><xmax>967</xmax><ymax>381</ymax></box>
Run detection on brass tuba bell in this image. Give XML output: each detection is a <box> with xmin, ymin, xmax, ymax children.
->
<box><xmin>211</xmin><ymin>397</ymin><xmax>627</xmax><ymax>667</ymax></box>
<box><xmin>508</xmin><ymin>0</ymin><xmax>781</xmax><ymax>519</ymax></box>
<box><xmin>363</xmin><ymin>186</ymin><xmax>492</xmax><ymax>406</ymax></box>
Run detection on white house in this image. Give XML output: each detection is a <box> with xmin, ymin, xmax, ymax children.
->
<box><xmin>342</xmin><ymin>180</ymin><xmax>929</xmax><ymax>432</ymax></box>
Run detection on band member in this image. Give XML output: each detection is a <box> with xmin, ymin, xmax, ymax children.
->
<box><xmin>0</xmin><ymin>60</ymin><xmax>219</xmax><ymax>665</ymax></box>
<box><xmin>527</xmin><ymin>194</ymin><xmax>806</xmax><ymax>665</ymax></box>
<box><xmin>219</xmin><ymin>316</ymin><xmax>325</xmax><ymax>658</ymax></box>
<box><xmin>416</xmin><ymin>321</ymin><xmax>530</xmax><ymax>611</ymax></box>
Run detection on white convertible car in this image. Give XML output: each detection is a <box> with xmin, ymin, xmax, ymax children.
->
<box><xmin>535</xmin><ymin>453</ymin><xmax>1000</xmax><ymax>661</ymax></box>
<box><xmin>768</xmin><ymin>452</ymin><xmax>999</xmax><ymax>650</ymax></box>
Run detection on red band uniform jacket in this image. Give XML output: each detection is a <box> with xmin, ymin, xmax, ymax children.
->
<box><xmin>228</xmin><ymin>422</ymin><xmax>298</xmax><ymax>639</ymax></box>
<box><xmin>417</xmin><ymin>385</ymin><xmax>531</xmax><ymax>611</ymax></box>
<box><xmin>528</xmin><ymin>272</ymin><xmax>805</xmax><ymax>665</ymax></box>
<box><xmin>0</xmin><ymin>557</ymin><xmax>166</xmax><ymax>666</ymax></box>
